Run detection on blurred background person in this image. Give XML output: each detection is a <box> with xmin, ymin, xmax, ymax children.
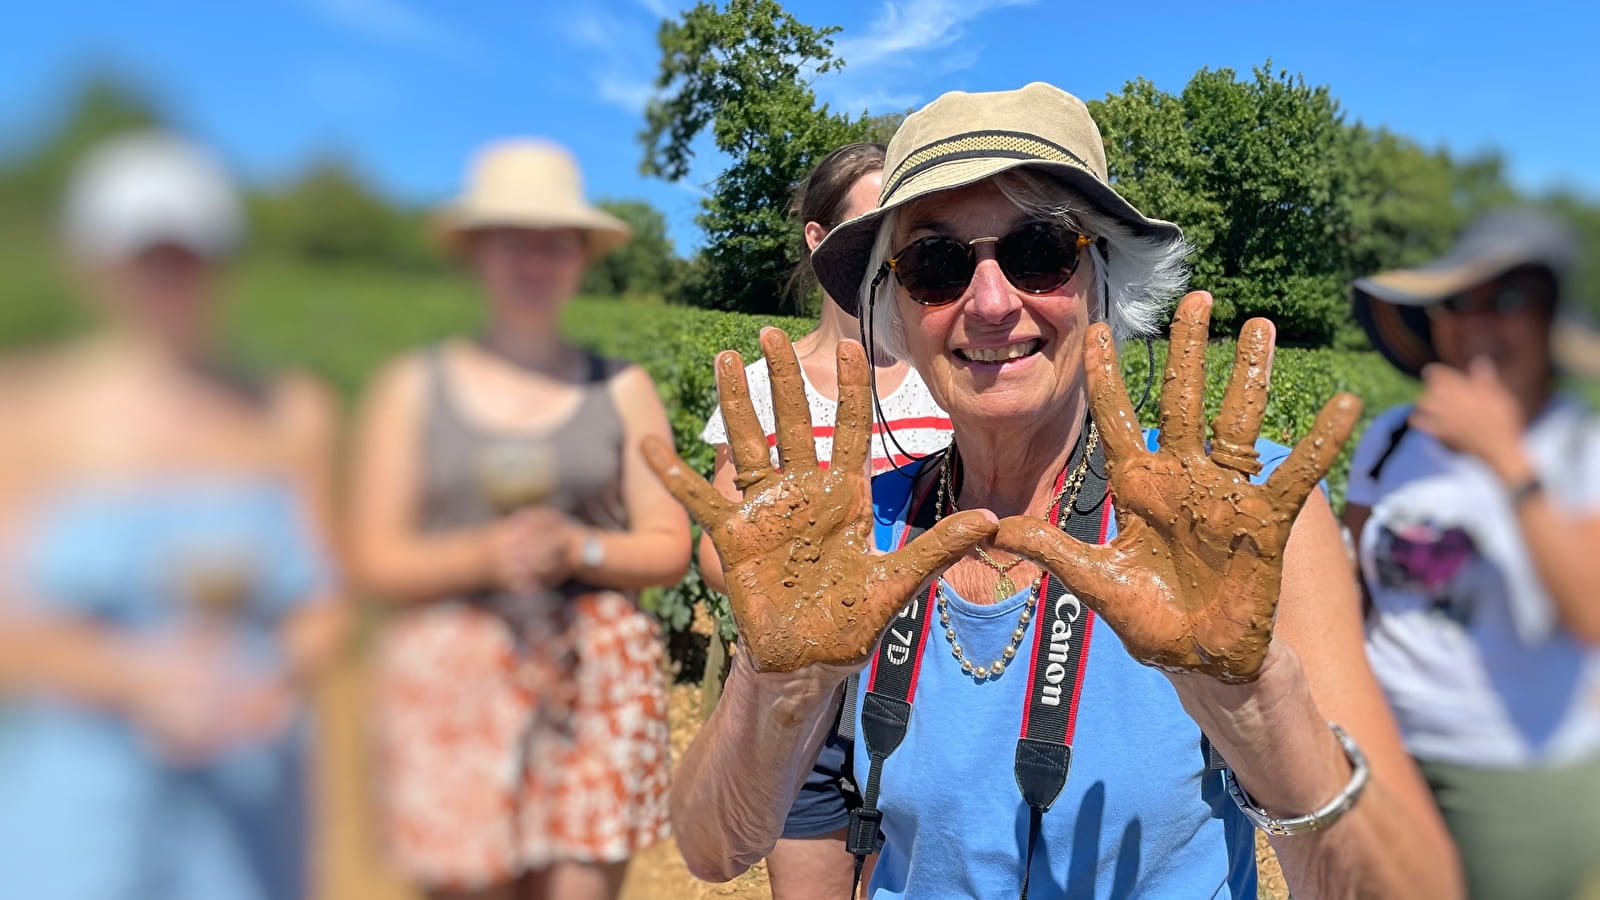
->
<box><xmin>349</xmin><ymin>139</ymin><xmax>691</xmax><ymax>900</ymax></box>
<box><xmin>0</xmin><ymin>132</ymin><xmax>345</xmax><ymax>900</ymax></box>
<box><xmin>1345</xmin><ymin>208</ymin><xmax>1600</xmax><ymax>900</ymax></box>
<box><xmin>695</xmin><ymin>141</ymin><xmax>951</xmax><ymax>900</ymax></box>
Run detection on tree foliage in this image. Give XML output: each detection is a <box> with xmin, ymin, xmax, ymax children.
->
<box><xmin>1090</xmin><ymin>64</ymin><xmax>1515</xmax><ymax>347</ymax></box>
<box><xmin>0</xmin><ymin>76</ymin><xmax>164</xmax><ymax>211</ymax></box>
<box><xmin>251</xmin><ymin>156</ymin><xmax>436</xmax><ymax>267</ymax></box>
<box><xmin>640</xmin><ymin>0</ymin><xmax>870</xmax><ymax>314</ymax></box>
<box><xmin>580</xmin><ymin>199</ymin><xmax>685</xmax><ymax>300</ymax></box>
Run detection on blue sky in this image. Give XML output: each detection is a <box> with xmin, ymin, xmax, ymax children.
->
<box><xmin>5</xmin><ymin>0</ymin><xmax>1596</xmax><ymax>254</ymax></box>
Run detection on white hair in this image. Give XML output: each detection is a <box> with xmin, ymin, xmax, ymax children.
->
<box><xmin>860</xmin><ymin>169</ymin><xmax>1190</xmax><ymax>360</ymax></box>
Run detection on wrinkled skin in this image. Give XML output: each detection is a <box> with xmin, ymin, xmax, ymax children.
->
<box><xmin>994</xmin><ymin>293</ymin><xmax>1362</xmax><ymax>682</ymax></box>
<box><xmin>642</xmin><ymin>329</ymin><xmax>996</xmax><ymax>672</ymax></box>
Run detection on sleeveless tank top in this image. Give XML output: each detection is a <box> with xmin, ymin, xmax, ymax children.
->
<box><xmin>418</xmin><ymin>344</ymin><xmax>629</xmax><ymax>625</ymax></box>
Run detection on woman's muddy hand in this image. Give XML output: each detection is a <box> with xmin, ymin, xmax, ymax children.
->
<box><xmin>995</xmin><ymin>292</ymin><xmax>1361</xmax><ymax>683</ymax></box>
<box><xmin>644</xmin><ymin>329</ymin><xmax>995</xmax><ymax>673</ymax></box>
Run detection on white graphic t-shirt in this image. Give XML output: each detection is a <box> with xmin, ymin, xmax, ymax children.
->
<box><xmin>1349</xmin><ymin>397</ymin><xmax>1600</xmax><ymax>767</ymax></box>
<box><xmin>700</xmin><ymin>359</ymin><xmax>951</xmax><ymax>473</ymax></box>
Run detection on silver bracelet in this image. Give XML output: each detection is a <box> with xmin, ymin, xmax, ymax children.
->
<box><xmin>1222</xmin><ymin>723</ymin><xmax>1370</xmax><ymax>837</ymax></box>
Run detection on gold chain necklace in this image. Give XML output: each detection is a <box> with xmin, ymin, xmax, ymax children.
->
<box><xmin>934</xmin><ymin>423</ymin><xmax>1100</xmax><ymax>680</ymax></box>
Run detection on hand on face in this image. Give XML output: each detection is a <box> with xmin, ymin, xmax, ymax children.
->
<box><xmin>993</xmin><ymin>292</ymin><xmax>1361</xmax><ymax>683</ymax></box>
<box><xmin>1411</xmin><ymin>358</ymin><xmax>1524</xmax><ymax>471</ymax></box>
<box><xmin>643</xmin><ymin>329</ymin><xmax>996</xmax><ymax>673</ymax></box>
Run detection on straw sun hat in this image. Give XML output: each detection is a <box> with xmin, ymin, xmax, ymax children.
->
<box><xmin>811</xmin><ymin>82</ymin><xmax>1182</xmax><ymax>314</ymax></box>
<box><xmin>1353</xmin><ymin>208</ymin><xmax>1599</xmax><ymax>378</ymax></box>
<box><xmin>438</xmin><ymin>139</ymin><xmax>631</xmax><ymax>259</ymax></box>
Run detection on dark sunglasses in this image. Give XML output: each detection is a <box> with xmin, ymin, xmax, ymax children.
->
<box><xmin>1431</xmin><ymin>282</ymin><xmax>1553</xmax><ymax>317</ymax></box>
<box><xmin>883</xmin><ymin>221</ymin><xmax>1094</xmax><ymax>306</ymax></box>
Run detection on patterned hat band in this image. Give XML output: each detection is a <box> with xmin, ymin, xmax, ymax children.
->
<box><xmin>882</xmin><ymin>129</ymin><xmax>1098</xmax><ymax>203</ymax></box>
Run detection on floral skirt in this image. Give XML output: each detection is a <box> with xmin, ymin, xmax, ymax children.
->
<box><xmin>374</xmin><ymin>592</ymin><xmax>671</xmax><ymax>889</ymax></box>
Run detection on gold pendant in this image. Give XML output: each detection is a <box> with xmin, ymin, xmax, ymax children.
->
<box><xmin>994</xmin><ymin>574</ymin><xmax>1015</xmax><ymax>603</ymax></box>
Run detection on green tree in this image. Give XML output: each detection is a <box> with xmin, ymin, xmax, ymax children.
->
<box><xmin>251</xmin><ymin>156</ymin><xmax>437</xmax><ymax>268</ymax></box>
<box><xmin>1093</xmin><ymin>65</ymin><xmax>1363</xmax><ymax>345</ymax></box>
<box><xmin>1091</xmin><ymin>63</ymin><xmax>1516</xmax><ymax>348</ymax></box>
<box><xmin>0</xmin><ymin>75</ymin><xmax>165</xmax><ymax>212</ymax></box>
<box><xmin>580</xmin><ymin>199</ymin><xmax>685</xmax><ymax>300</ymax></box>
<box><xmin>640</xmin><ymin>0</ymin><xmax>868</xmax><ymax>314</ymax></box>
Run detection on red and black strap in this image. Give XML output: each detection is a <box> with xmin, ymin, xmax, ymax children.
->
<box><xmin>846</xmin><ymin>431</ymin><xmax>1110</xmax><ymax>898</ymax></box>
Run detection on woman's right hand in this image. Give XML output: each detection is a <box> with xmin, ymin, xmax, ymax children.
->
<box><xmin>642</xmin><ymin>329</ymin><xmax>995</xmax><ymax>673</ymax></box>
<box><xmin>484</xmin><ymin>507</ymin><xmax>576</xmax><ymax>593</ymax></box>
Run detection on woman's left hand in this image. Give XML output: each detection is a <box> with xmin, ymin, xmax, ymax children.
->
<box><xmin>1411</xmin><ymin>357</ymin><xmax>1525</xmax><ymax>475</ymax></box>
<box><xmin>994</xmin><ymin>292</ymin><xmax>1361</xmax><ymax>683</ymax></box>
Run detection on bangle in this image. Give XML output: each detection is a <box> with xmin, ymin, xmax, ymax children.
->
<box><xmin>1222</xmin><ymin>723</ymin><xmax>1369</xmax><ymax>837</ymax></box>
<box><xmin>1507</xmin><ymin>474</ymin><xmax>1543</xmax><ymax>508</ymax></box>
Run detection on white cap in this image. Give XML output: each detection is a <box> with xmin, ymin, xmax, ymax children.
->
<box><xmin>62</xmin><ymin>131</ymin><xmax>244</xmax><ymax>264</ymax></box>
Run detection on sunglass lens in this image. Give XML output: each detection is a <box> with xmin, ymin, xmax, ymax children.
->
<box><xmin>897</xmin><ymin>237</ymin><xmax>973</xmax><ymax>305</ymax></box>
<box><xmin>998</xmin><ymin>223</ymin><xmax>1080</xmax><ymax>293</ymax></box>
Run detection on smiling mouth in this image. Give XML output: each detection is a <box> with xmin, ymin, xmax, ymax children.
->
<box><xmin>954</xmin><ymin>339</ymin><xmax>1043</xmax><ymax>363</ymax></box>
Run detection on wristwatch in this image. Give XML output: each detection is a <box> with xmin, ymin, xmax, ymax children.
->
<box><xmin>580</xmin><ymin>532</ymin><xmax>606</xmax><ymax>569</ymax></box>
<box><xmin>1507</xmin><ymin>474</ymin><xmax>1544</xmax><ymax>508</ymax></box>
<box><xmin>1222</xmin><ymin>723</ymin><xmax>1370</xmax><ymax>836</ymax></box>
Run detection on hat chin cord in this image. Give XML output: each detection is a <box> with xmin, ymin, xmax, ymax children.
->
<box><xmin>861</xmin><ymin>267</ymin><xmax>934</xmax><ymax>479</ymax></box>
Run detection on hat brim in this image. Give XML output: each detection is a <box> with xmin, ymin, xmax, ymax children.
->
<box><xmin>1351</xmin><ymin>255</ymin><xmax>1560</xmax><ymax>378</ymax></box>
<box><xmin>1553</xmin><ymin>317</ymin><xmax>1600</xmax><ymax>378</ymax></box>
<box><xmin>1350</xmin><ymin>256</ymin><xmax>1518</xmax><ymax>307</ymax></box>
<box><xmin>437</xmin><ymin>205</ymin><xmax>633</xmax><ymax>260</ymax></box>
<box><xmin>1352</xmin><ymin>285</ymin><xmax>1437</xmax><ymax>378</ymax></box>
<box><xmin>811</xmin><ymin>156</ymin><xmax>1182</xmax><ymax>315</ymax></box>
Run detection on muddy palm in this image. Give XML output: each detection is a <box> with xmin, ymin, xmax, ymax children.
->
<box><xmin>641</xmin><ymin>328</ymin><xmax>995</xmax><ymax>673</ymax></box>
<box><xmin>995</xmin><ymin>293</ymin><xmax>1362</xmax><ymax>682</ymax></box>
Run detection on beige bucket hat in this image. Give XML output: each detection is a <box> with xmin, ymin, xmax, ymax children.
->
<box><xmin>1352</xmin><ymin>207</ymin><xmax>1598</xmax><ymax>378</ymax></box>
<box><xmin>811</xmin><ymin>82</ymin><xmax>1182</xmax><ymax>313</ymax></box>
<box><xmin>438</xmin><ymin>139</ymin><xmax>631</xmax><ymax>259</ymax></box>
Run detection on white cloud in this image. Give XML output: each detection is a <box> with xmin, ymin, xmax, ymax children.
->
<box><xmin>305</xmin><ymin>0</ymin><xmax>478</xmax><ymax>60</ymax></box>
<box><xmin>825</xmin><ymin>0</ymin><xmax>1036</xmax><ymax>112</ymax></box>
<box><xmin>834</xmin><ymin>0</ymin><xmax>1035</xmax><ymax>65</ymax></box>
<box><xmin>562</xmin><ymin>6</ymin><xmax>660</xmax><ymax>114</ymax></box>
<box><xmin>830</xmin><ymin>87</ymin><xmax>920</xmax><ymax>116</ymax></box>
<box><xmin>633</xmin><ymin>0</ymin><xmax>676</xmax><ymax>21</ymax></box>
<box><xmin>597</xmin><ymin>74</ymin><xmax>656</xmax><ymax>114</ymax></box>
<box><xmin>566</xmin><ymin>7</ymin><xmax>625</xmax><ymax>52</ymax></box>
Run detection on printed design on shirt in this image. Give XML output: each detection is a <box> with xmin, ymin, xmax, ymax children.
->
<box><xmin>1372</xmin><ymin>517</ymin><xmax>1480</xmax><ymax>626</ymax></box>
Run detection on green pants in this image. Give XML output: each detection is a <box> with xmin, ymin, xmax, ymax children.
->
<box><xmin>1418</xmin><ymin>755</ymin><xmax>1600</xmax><ymax>900</ymax></box>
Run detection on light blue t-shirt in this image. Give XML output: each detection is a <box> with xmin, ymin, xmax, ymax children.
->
<box><xmin>855</xmin><ymin>432</ymin><xmax>1293</xmax><ymax>899</ymax></box>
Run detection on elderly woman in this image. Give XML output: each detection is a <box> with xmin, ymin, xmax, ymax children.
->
<box><xmin>646</xmin><ymin>83</ymin><xmax>1461</xmax><ymax>897</ymax></box>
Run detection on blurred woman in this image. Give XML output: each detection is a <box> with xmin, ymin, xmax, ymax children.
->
<box><xmin>697</xmin><ymin>142</ymin><xmax>950</xmax><ymax>899</ymax></box>
<box><xmin>350</xmin><ymin>139</ymin><xmax>690</xmax><ymax>900</ymax></box>
<box><xmin>0</xmin><ymin>133</ymin><xmax>344</xmax><ymax>900</ymax></box>
<box><xmin>1346</xmin><ymin>208</ymin><xmax>1600</xmax><ymax>899</ymax></box>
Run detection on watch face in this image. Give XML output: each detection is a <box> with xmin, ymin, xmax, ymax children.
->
<box><xmin>583</xmin><ymin>536</ymin><xmax>604</xmax><ymax>568</ymax></box>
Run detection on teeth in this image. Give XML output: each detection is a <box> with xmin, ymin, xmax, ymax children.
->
<box><xmin>962</xmin><ymin>340</ymin><xmax>1040</xmax><ymax>362</ymax></box>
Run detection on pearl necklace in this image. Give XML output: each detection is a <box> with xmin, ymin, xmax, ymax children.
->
<box><xmin>933</xmin><ymin>423</ymin><xmax>1099</xmax><ymax>681</ymax></box>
